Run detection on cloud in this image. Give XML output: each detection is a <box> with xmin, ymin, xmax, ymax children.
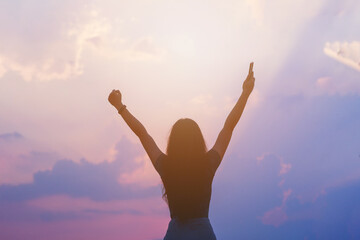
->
<box><xmin>280</xmin><ymin>178</ymin><xmax>360</xmax><ymax>239</ymax></box>
<box><xmin>0</xmin><ymin>133</ymin><xmax>168</xmax><ymax>239</ymax></box>
<box><xmin>256</xmin><ymin>153</ymin><xmax>292</xmax><ymax>176</ymax></box>
<box><xmin>0</xmin><ymin>132</ymin><xmax>60</xmax><ymax>184</ymax></box>
<box><xmin>261</xmin><ymin>206</ymin><xmax>288</xmax><ymax>227</ymax></box>
<box><xmin>0</xmin><ymin>133</ymin><xmax>167</xmax><ymax>240</ymax></box>
<box><xmin>316</xmin><ymin>76</ymin><xmax>360</xmax><ymax>95</ymax></box>
<box><xmin>0</xmin><ymin>136</ymin><xmax>161</xmax><ymax>202</ymax></box>
<box><xmin>324</xmin><ymin>41</ymin><xmax>360</xmax><ymax>72</ymax></box>
<box><xmin>122</xmin><ymin>36</ymin><xmax>168</xmax><ymax>62</ymax></box>
<box><xmin>0</xmin><ymin>1</ymin><xmax>111</xmax><ymax>81</ymax></box>
<box><xmin>2</xmin><ymin>134</ymin><xmax>360</xmax><ymax>239</ymax></box>
<box><xmin>212</xmin><ymin>150</ymin><xmax>360</xmax><ymax>239</ymax></box>
<box><xmin>260</xmin><ymin>189</ymin><xmax>292</xmax><ymax>227</ymax></box>
<box><xmin>1</xmin><ymin>1</ymin><xmax>360</xmax><ymax>239</ymax></box>
<box><xmin>0</xmin><ymin>1</ymin><xmax>170</xmax><ymax>81</ymax></box>
<box><xmin>0</xmin><ymin>131</ymin><xmax>23</xmax><ymax>141</ymax></box>
<box><xmin>264</xmin><ymin>0</ymin><xmax>360</xmax><ymax>96</ymax></box>
<box><xmin>210</xmin><ymin>94</ymin><xmax>360</xmax><ymax>238</ymax></box>
<box><xmin>0</xmin><ymin>158</ymin><xmax>159</xmax><ymax>202</ymax></box>
<box><xmin>111</xmin><ymin>137</ymin><xmax>144</xmax><ymax>173</ymax></box>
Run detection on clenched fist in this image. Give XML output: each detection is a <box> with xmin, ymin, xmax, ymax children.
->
<box><xmin>108</xmin><ymin>89</ymin><xmax>123</xmax><ymax>110</ymax></box>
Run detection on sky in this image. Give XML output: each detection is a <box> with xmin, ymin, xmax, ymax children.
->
<box><xmin>0</xmin><ymin>0</ymin><xmax>359</xmax><ymax>239</ymax></box>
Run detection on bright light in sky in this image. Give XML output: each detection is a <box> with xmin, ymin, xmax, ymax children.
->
<box><xmin>0</xmin><ymin>0</ymin><xmax>360</xmax><ymax>239</ymax></box>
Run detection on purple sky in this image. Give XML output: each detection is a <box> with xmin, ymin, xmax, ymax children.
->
<box><xmin>1</xmin><ymin>0</ymin><xmax>360</xmax><ymax>239</ymax></box>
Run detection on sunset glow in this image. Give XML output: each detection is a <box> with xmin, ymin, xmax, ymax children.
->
<box><xmin>1</xmin><ymin>0</ymin><xmax>360</xmax><ymax>239</ymax></box>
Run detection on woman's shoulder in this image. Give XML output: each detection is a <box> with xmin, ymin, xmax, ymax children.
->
<box><xmin>205</xmin><ymin>148</ymin><xmax>222</xmax><ymax>172</ymax></box>
<box><xmin>154</xmin><ymin>153</ymin><xmax>168</xmax><ymax>174</ymax></box>
<box><xmin>206</xmin><ymin>148</ymin><xmax>221</xmax><ymax>159</ymax></box>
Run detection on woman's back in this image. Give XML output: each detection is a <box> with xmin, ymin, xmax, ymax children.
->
<box><xmin>155</xmin><ymin>149</ymin><xmax>221</xmax><ymax>221</ymax></box>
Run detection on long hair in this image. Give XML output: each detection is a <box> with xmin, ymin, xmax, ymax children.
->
<box><xmin>166</xmin><ymin>118</ymin><xmax>207</xmax><ymax>162</ymax></box>
<box><xmin>161</xmin><ymin>118</ymin><xmax>208</xmax><ymax>220</ymax></box>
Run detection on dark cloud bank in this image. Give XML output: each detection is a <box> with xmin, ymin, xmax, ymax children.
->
<box><xmin>0</xmin><ymin>137</ymin><xmax>161</xmax><ymax>202</ymax></box>
<box><xmin>1</xmin><ymin>142</ymin><xmax>359</xmax><ymax>239</ymax></box>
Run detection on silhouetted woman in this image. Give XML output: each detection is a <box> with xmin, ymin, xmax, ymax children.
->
<box><xmin>108</xmin><ymin>62</ymin><xmax>255</xmax><ymax>240</ymax></box>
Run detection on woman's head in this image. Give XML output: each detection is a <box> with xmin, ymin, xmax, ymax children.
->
<box><xmin>166</xmin><ymin>118</ymin><xmax>207</xmax><ymax>161</ymax></box>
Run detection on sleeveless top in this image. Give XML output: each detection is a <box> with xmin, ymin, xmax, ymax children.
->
<box><xmin>154</xmin><ymin>149</ymin><xmax>222</xmax><ymax>220</ymax></box>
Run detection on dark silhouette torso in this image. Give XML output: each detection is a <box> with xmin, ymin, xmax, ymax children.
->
<box><xmin>155</xmin><ymin>149</ymin><xmax>221</xmax><ymax>220</ymax></box>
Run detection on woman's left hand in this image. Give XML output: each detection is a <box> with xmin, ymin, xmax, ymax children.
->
<box><xmin>242</xmin><ymin>62</ymin><xmax>255</xmax><ymax>96</ymax></box>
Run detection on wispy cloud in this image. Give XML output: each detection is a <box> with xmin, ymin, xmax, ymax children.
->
<box><xmin>0</xmin><ymin>132</ymin><xmax>23</xmax><ymax>141</ymax></box>
<box><xmin>122</xmin><ymin>36</ymin><xmax>168</xmax><ymax>62</ymax></box>
<box><xmin>0</xmin><ymin>1</ymin><xmax>111</xmax><ymax>81</ymax></box>
<box><xmin>324</xmin><ymin>41</ymin><xmax>360</xmax><ymax>72</ymax></box>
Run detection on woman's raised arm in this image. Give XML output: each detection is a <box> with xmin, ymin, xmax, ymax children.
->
<box><xmin>211</xmin><ymin>62</ymin><xmax>255</xmax><ymax>160</ymax></box>
<box><xmin>108</xmin><ymin>90</ymin><xmax>163</xmax><ymax>167</ymax></box>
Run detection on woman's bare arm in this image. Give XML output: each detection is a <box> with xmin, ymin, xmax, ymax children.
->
<box><xmin>108</xmin><ymin>90</ymin><xmax>163</xmax><ymax>166</ymax></box>
<box><xmin>212</xmin><ymin>62</ymin><xmax>255</xmax><ymax>159</ymax></box>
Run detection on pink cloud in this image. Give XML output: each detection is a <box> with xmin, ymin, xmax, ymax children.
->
<box><xmin>282</xmin><ymin>189</ymin><xmax>292</xmax><ymax>203</ymax></box>
<box><xmin>316</xmin><ymin>76</ymin><xmax>360</xmax><ymax>95</ymax></box>
<box><xmin>256</xmin><ymin>152</ymin><xmax>292</xmax><ymax>176</ymax></box>
<box><xmin>261</xmin><ymin>206</ymin><xmax>288</xmax><ymax>227</ymax></box>
<box><xmin>260</xmin><ymin>189</ymin><xmax>292</xmax><ymax>227</ymax></box>
<box><xmin>279</xmin><ymin>163</ymin><xmax>292</xmax><ymax>175</ymax></box>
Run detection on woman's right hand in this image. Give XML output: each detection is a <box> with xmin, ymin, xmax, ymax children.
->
<box><xmin>108</xmin><ymin>89</ymin><xmax>123</xmax><ymax>110</ymax></box>
<box><xmin>242</xmin><ymin>62</ymin><xmax>255</xmax><ymax>96</ymax></box>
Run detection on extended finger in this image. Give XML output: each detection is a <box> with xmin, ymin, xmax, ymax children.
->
<box><xmin>249</xmin><ymin>62</ymin><xmax>254</xmax><ymax>74</ymax></box>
